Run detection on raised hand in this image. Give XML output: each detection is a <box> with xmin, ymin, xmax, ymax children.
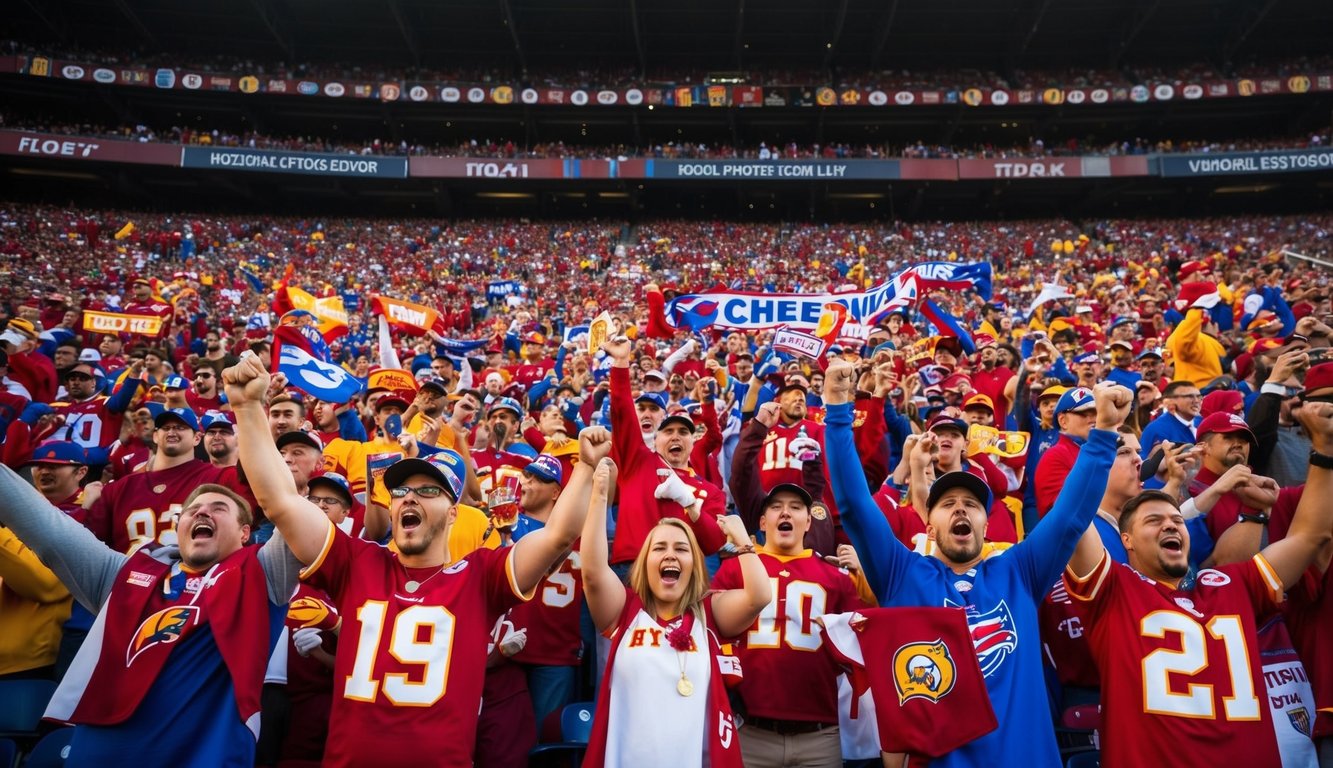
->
<box><xmin>222</xmin><ymin>352</ymin><xmax>271</xmax><ymax>408</ymax></box>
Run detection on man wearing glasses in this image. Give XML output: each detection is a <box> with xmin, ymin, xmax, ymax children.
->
<box><xmin>1139</xmin><ymin>381</ymin><xmax>1204</xmax><ymax>458</ymax></box>
<box><xmin>186</xmin><ymin>366</ymin><xmax>224</xmax><ymax>414</ymax></box>
<box><xmin>227</xmin><ymin>353</ymin><xmax>605</xmax><ymax>768</ymax></box>
<box><xmin>50</xmin><ymin>361</ymin><xmax>138</xmax><ymax>470</ymax></box>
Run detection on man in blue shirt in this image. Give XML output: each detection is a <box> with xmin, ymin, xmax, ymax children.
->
<box><xmin>1139</xmin><ymin>380</ymin><xmax>1202</xmax><ymax>457</ymax></box>
<box><xmin>824</xmin><ymin>358</ymin><xmax>1129</xmax><ymax>768</ymax></box>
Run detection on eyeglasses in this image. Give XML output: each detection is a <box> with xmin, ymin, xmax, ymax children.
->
<box><xmin>389</xmin><ymin>485</ymin><xmax>448</xmax><ymax>499</ymax></box>
<box><xmin>306</xmin><ymin>495</ymin><xmax>348</xmax><ymax>507</ymax></box>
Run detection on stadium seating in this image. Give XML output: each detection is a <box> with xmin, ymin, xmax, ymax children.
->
<box><xmin>527</xmin><ymin>701</ymin><xmax>595</xmax><ymax>768</ymax></box>
<box><xmin>0</xmin><ymin>680</ymin><xmax>56</xmax><ymax>738</ymax></box>
<box><xmin>21</xmin><ymin>728</ymin><xmax>74</xmax><ymax>768</ymax></box>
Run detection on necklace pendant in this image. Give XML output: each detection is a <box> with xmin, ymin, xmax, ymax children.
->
<box><xmin>676</xmin><ymin>676</ymin><xmax>694</xmax><ymax>697</ymax></box>
<box><xmin>404</xmin><ymin>580</ymin><xmax>420</xmax><ymax>593</ymax></box>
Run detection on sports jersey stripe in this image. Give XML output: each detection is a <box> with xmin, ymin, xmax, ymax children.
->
<box><xmin>298</xmin><ymin>521</ymin><xmax>338</xmax><ymax>582</ymax></box>
<box><xmin>1064</xmin><ymin>550</ymin><xmax>1111</xmax><ymax>601</ymax></box>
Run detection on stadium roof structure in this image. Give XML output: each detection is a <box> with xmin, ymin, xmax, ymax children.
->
<box><xmin>9</xmin><ymin>0</ymin><xmax>1333</xmax><ymax>73</ymax></box>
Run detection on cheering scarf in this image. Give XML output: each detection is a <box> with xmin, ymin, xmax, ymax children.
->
<box><xmin>583</xmin><ymin>589</ymin><xmax>742</xmax><ymax>768</ymax></box>
<box><xmin>645</xmin><ymin>262</ymin><xmax>992</xmax><ymax>338</ymax></box>
<box><xmin>47</xmin><ymin>547</ymin><xmax>272</xmax><ymax>737</ymax></box>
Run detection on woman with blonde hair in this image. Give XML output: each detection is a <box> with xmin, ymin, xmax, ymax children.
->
<box><xmin>580</xmin><ymin>458</ymin><xmax>769</xmax><ymax>768</ymax></box>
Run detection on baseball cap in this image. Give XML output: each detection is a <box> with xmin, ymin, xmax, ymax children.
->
<box><xmin>375</xmin><ymin>395</ymin><xmax>411</xmax><ymax>413</ymax></box>
<box><xmin>1137</xmin><ymin>348</ymin><xmax>1163</xmax><ymax>360</ymax></box>
<box><xmin>27</xmin><ymin>441</ymin><xmax>87</xmax><ymax>466</ymax></box>
<box><xmin>1072</xmin><ymin>351</ymin><xmax>1100</xmax><ymax>365</ymax></box>
<box><xmin>276</xmin><ymin>430</ymin><xmax>325</xmax><ymax>454</ymax></box>
<box><xmin>659</xmin><ymin>410</ymin><xmax>696</xmax><ymax>432</ymax></box>
<box><xmin>1109</xmin><ymin>315</ymin><xmax>1137</xmax><ymax>329</ymax></box>
<box><xmin>1251</xmin><ymin>337</ymin><xmax>1285</xmax><ymax>356</ymax></box>
<box><xmin>1200</xmin><ymin>390</ymin><xmax>1244</xmax><ymax>418</ymax></box>
<box><xmin>383</xmin><ymin>450</ymin><xmax>465</xmax><ymax>502</ymax></box>
<box><xmin>761</xmin><ymin>482</ymin><xmax>814</xmax><ymax>510</ymax></box>
<box><xmin>635</xmin><ymin>391</ymin><xmax>668</xmax><ymax>410</ymax></box>
<box><xmin>925</xmin><ymin>471</ymin><xmax>993</xmax><ymax>512</ymax></box>
<box><xmin>154</xmin><ymin>407</ymin><xmax>200</xmax><ymax>431</ymax></box>
<box><xmin>162</xmin><ymin>375</ymin><xmax>189</xmax><ymax>390</ymax></box>
<box><xmin>1108</xmin><ymin>339</ymin><xmax>1134</xmax><ymax>351</ymax></box>
<box><xmin>1179</xmin><ymin>260</ymin><xmax>1209</xmax><ymax>279</ymax></box>
<box><xmin>962</xmin><ymin>394</ymin><xmax>994</xmax><ymax>413</ymax></box>
<box><xmin>1196</xmin><ymin>411</ymin><xmax>1256</xmax><ymax>445</ymax></box>
<box><xmin>642</xmin><ymin>369</ymin><xmax>667</xmax><ymax>382</ymax></box>
<box><xmin>1038</xmin><ymin>384</ymin><xmax>1069</xmax><ymax>402</ymax></box>
<box><xmin>775</xmin><ymin>380</ymin><xmax>809</xmax><ymax>398</ymax></box>
<box><xmin>523</xmin><ymin>455</ymin><xmax>564</xmax><ymax>484</ymax></box>
<box><xmin>419</xmin><ymin>377</ymin><xmax>448</xmax><ymax>395</ymax></box>
<box><xmin>926</xmin><ymin>414</ymin><xmax>968</xmax><ymax>435</ymax></box>
<box><xmin>79</xmin><ymin>348</ymin><xmax>102</xmax><ymax>363</ymax></box>
<box><xmin>1304</xmin><ymin>363</ymin><xmax>1333</xmax><ymax>396</ymax></box>
<box><xmin>308</xmin><ymin>472</ymin><xmax>353</xmax><ymax>506</ymax></box>
<box><xmin>200</xmin><ymin>411</ymin><xmax>235</xmax><ymax>432</ymax></box>
<box><xmin>1055</xmin><ymin>387</ymin><xmax>1096</xmax><ymax>416</ymax></box>
<box><xmin>488</xmin><ymin>397</ymin><xmax>524</xmax><ymax>419</ymax></box>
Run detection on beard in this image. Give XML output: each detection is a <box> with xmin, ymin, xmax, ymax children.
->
<box><xmin>395</xmin><ymin>516</ymin><xmax>446</xmax><ymax>556</ymax></box>
<box><xmin>935</xmin><ymin>531</ymin><xmax>984</xmax><ymax>564</ymax></box>
<box><xmin>491</xmin><ymin>421</ymin><xmax>508</xmax><ymax>446</ymax></box>
<box><xmin>1160</xmin><ymin>555</ymin><xmax>1189</xmax><ymax>579</ymax></box>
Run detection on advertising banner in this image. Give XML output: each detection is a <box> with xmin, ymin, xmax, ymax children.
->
<box><xmin>1158</xmin><ymin>147</ymin><xmax>1333</xmax><ymax>177</ymax></box>
<box><xmin>180</xmin><ymin>147</ymin><xmax>407</xmax><ymax>178</ymax></box>
<box><xmin>0</xmin><ymin>130</ymin><xmax>181</xmax><ymax>166</ymax></box>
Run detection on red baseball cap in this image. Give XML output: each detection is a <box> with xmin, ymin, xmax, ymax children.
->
<box><xmin>1196</xmin><ymin>412</ymin><xmax>1255</xmax><ymax>445</ymax></box>
<box><xmin>1304</xmin><ymin>362</ymin><xmax>1333</xmax><ymax>396</ymax></box>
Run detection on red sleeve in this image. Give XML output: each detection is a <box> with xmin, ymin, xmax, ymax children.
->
<box><xmin>689</xmin><ymin>481</ymin><xmax>729</xmax><ymax>555</ymax></box>
<box><xmin>523</xmin><ymin>427</ymin><xmax>548</xmax><ymax>452</ymax></box>
<box><xmin>1</xmin><ymin>419</ymin><xmax>36</xmax><ymax>470</ymax></box>
<box><xmin>1034</xmin><ymin>444</ymin><xmax>1073</xmax><ymax>517</ymax></box>
<box><xmin>82</xmin><ymin>482</ymin><xmax>116</xmax><ymax>546</ymax></box>
<box><xmin>609</xmin><ymin>366</ymin><xmax>647</xmax><ymax>473</ymax></box>
<box><xmin>644</xmin><ymin>288</ymin><xmax>674</xmax><ymax>339</ymax></box>
<box><xmin>985</xmin><ymin>499</ymin><xmax>1017</xmax><ymax>543</ymax></box>
<box><xmin>697</xmin><ymin>399</ymin><xmax>722</xmax><ymax>457</ymax></box>
<box><xmin>853</xmin><ymin>397</ymin><xmax>889</xmax><ymax>491</ymax></box>
<box><xmin>709</xmin><ymin>555</ymin><xmax>740</xmax><ymax>591</ymax></box>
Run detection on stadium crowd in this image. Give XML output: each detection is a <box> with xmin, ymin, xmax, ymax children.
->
<box><xmin>5</xmin><ymin>115</ymin><xmax>1328</xmax><ymax>161</ymax></box>
<box><xmin>0</xmin><ymin>202</ymin><xmax>1332</xmax><ymax>767</ymax></box>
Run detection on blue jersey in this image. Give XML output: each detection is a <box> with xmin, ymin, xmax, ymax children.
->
<box><xmin>826</xmin><ymin>401</ymin><xmax>1115</xmax><ymax>768</ymax></box>
<box><xmin>65</xmin><ymin>567</ymin><xmax>285</xmax><ymax>768</ymax></box>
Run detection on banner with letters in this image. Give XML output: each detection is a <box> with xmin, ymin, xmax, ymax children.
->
<box><xmin>180</xmin><ymin>147</ymin><xmax>407</xmax><ymax>178</ymax></box>
<box><xmin>0</xmin><ymin>130</ymin><xmax>182</xmax><ymax>165</ymax></box>
<box><xmin>650</xmin><ymin>262</ymin><xmax>992</xmax><ymax>335</ymax></box>
<box><xmin>371</xmin><ymin>295</ymin><xmax>444</xmax><ymax>336</ymax></box>
<box><xmin>1158</xmin><ymin>147</ymin><xmax>1333</xmax><ymax>177</ymax></box>
<box><xmin>82</xmin><ymin>310</ymin><xmax>164</xmax><ymax>337</ymax></box>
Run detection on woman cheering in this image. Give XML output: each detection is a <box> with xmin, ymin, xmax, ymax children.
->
<box><xmin>580</xmin><ymin>458</ymin><xmax>770</xmax><ymax>768</ymax></box>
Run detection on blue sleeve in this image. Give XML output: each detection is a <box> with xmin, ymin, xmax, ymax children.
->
<box><xmin>1009</xmin><ymin>427</ymin><xmax>1115</xmax><ymax>597</ymax></box>
<box><xmin>527</xmin><ymin>376</ymin><xmax>555</xmax><ymax>407</ymax></box>
<box><xmin>105</xmin><ymin>377</ymin><xmax>140</xmax><ymax>414</ymax></box>
<box><xmin>1269</xmin><ymin>287</ymin><xmax>1296</xmax><ymax>337</ymax></box>
<box><xmin>1164</xmin><ymin>308</ymin><xmax>1184</xmax><ymax>328</ymax></box>
<box><xmin>825</xmin><ymin>402</ymin><xmax>912</xmax><ymax>603</ymax></box>
<box><xmin>883</xmin><ymin>399</ymin><xmax>912</xmax><ymax>472</ymax></box>
<box><xmin>83</xmin><ymin>446</ymin><xmax>110</xmax><ymax>466</ymax></box>
<box><xmin>553</xmin><ymin>345</ymin><xmax>569</xmax><ymax>380</ymax></box>
<box><xmin>337</xmin><ymin>408</ymin><xmax>368</xmax><ymax>442</ymax></box>
<box><xmin>1048</xmin><ymin>357</ymin><xmax>1075</xmax><ymax>385</ymax></box>
<box><xmin>1186</xmin><ymin>517</ymin><xmax>1214</xmax><ymax>567</ymax></box>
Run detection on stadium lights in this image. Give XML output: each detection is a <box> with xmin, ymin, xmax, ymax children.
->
<box><xmin>475</xmin><ymin>192</ymin><xmax>534</xmax><ymax>199</ymax></box>
<box><xmin>1213</xmin><ymin>184</ymin><xmax>1279</xmax><ymax>194</ymax></box>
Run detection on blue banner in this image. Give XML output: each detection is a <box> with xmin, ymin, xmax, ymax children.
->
<box><xmin>181</xmin><ymin>147</ymin><xmax>408</xmax><ymax>178</ymax></box>
<box><xmin>486</xmin><ymin>280</ymin><xmax>522</xmax><ymax>301</ymax></box>
<box><xmin>1158</xmin><ymin>147</ymin><xmax>1333</xmax><ymax>177</ymax></box>
<box><xmin>278</xmin><ymin>343</ymin><xmax>364</xmax><ymax>402</ymax></box>
<box><xmin>432</xmin><ymin>336</ymin><xmax>489</xmax><ymax>357</ymax></box>
<box><xmin>643</xmin><ymin>159</ymin><xmax>901</xmax><ymax>181</ymax></box>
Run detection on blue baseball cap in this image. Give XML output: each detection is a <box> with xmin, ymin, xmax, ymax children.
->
<box><xmin>635</xmin><ymin>391</ymin><xmax>668</xmax><ymax>410</ymax></box>
<box><xmin>523</xmin><ymin>455</ymin><xmax>564</xmax><ymax>484</ymax></box>
<box><xmin>27</xmin><ymin>441</ymin><xmax>87</xmax><ymax>466</ymax></box>
<box><xmin>926</xmin><ymin>471</ymin><xmax>993</xmax><ymax>511</ymax></box>
<box><xmin>162</xmin><ymin>375</ymin><xmax>189</xmax><ymax>390</ymax></box>
<box><xmin>308</xmin><ymin>472</ymin><xmax>354</xmax><ymax>505</ymax></box>
<box><xmin>1137</xmin><ymin>348</ymin><xmax>1163</xmax><ymax>360</ymax></box>
<box><xmin>200</xmin><ymin>411</ymin><xmax>234</xmax><ymax>432</ymax></box>
<box><xmin>488</xmin><ymin>397</ymin><xmax>524</xmax><ymax>419</ymax></box>
<box><xmin>383</xmin><ymin>449</ymin><xmax>465</xmax><ymax>502</ymax></box>
<box><xmin>154</xmin><ymin>407</ymin><xmax>200</xmax><ymax>431</ymax></box>
<box><xmin>1071</xmin><ymin>351</ymin><xmax>1101</xmax><ymax>365</ymax></box>
<box><xmin>1055</xmin><ymin>386</ymin><xmax>1096</xmax><ymax>416</ymax></box>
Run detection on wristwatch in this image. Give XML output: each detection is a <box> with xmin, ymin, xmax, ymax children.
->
<box><xmin>1237</xmin><ymin>512</ymin><xmax>1269</xmax><ymax>526</ymax></box>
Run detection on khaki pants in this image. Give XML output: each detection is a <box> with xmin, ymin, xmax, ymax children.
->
<box><xmin>739</xmin><ymin>723</ymin><xmax>843</xmax><ymax>768</ymax></box>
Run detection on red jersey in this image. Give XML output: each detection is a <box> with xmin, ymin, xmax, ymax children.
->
<box><xmin>106</xmin><ymin>438</ymin><xmax>152</xmax><ymax>481</ymax></box>
<box><xmin>185</xmin><ymin>391</ymin><xmax>224</xmax><ymax>415</ymax></box>
<box><xmin>506</xmin><ymin>549</ymin><xmax>584</xmax><ymax>667</ymax></box>
<box><xmin>282</xmin><ymin>583</ymin><xmax>340</xmax><ymax>762</ymax></box>
<box><xmin>50</xmin><ymin>396</ymin><xmax>126</xmax><ymax>451</ymax></box>
<box><xmin>969</xmin><ymin>366</ymin><xmax>1015</xmax><ymax>420</ymax></box>
<box><xmin>1065</xmin><ymin>552</ymin><xmax>1285</xmax><ymax>768</ymax></box>
<box><xmin>711</xmin><ymin>548</ymin><xmax>860</xmax><ymax>723</ymax></box>
<box><xmin>471</xmin><ymin>447</ymin><xmax>529</xmax><ymax>497</ymax></box>
<box><xmin>303</xmin><ymin>527</ymin><xmax>527</xmax><ymax>768</ymax></box>
<box><xmin>1270</xmin><ymin>488</ymin><xmax>1333</xmax><ymax>740</ymax></box>
<box><xmin>121</xmin><ymin>300</ymin><xmax>173</xmax><ymax>340</ymax></box>
<box><xmin>83</xmin><ymin>460</ymin><xmax>237</xmax><ymax>552</ymax></box>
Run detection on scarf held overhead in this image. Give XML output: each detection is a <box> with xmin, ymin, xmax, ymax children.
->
<box><xmin>646</xmin><ymin>261</ymin><xmax>992</xmax><ymax>337</ymax></box>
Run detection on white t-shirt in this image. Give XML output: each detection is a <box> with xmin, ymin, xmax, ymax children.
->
<box><xmin>604</xmin><ymin>608</ymin><xmax>710</xmax><ymax>768</ymax></box>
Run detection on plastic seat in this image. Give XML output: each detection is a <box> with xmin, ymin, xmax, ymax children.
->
<box><xmin>528</xmin><ymin>702</ymin><xmax>594</xmax><ymax>768</ymax></box>
<box><xmin>22</xmin><ymin>727</ymin><xmax>74</xmax><ymax>768</ymax></box>
<box><xmin>1066</xmin><ymin>752</ymin><xmax>1100</xmax><ymax>768</ymax></box>
<box><xmin>0</xmin><ymin>737</ymin><xmax>16</xmax><ymax>768</ymax></box>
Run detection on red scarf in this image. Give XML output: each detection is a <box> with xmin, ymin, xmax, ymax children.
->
<box><xmin>47</xmin><ymin>546</ymin><xmax>271</xmax><ymax>733</ymax></box>
<box><xmin>583</xmin><ymin>587</ymin><xmax>742</xmax><ymax>768</ymax></box>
